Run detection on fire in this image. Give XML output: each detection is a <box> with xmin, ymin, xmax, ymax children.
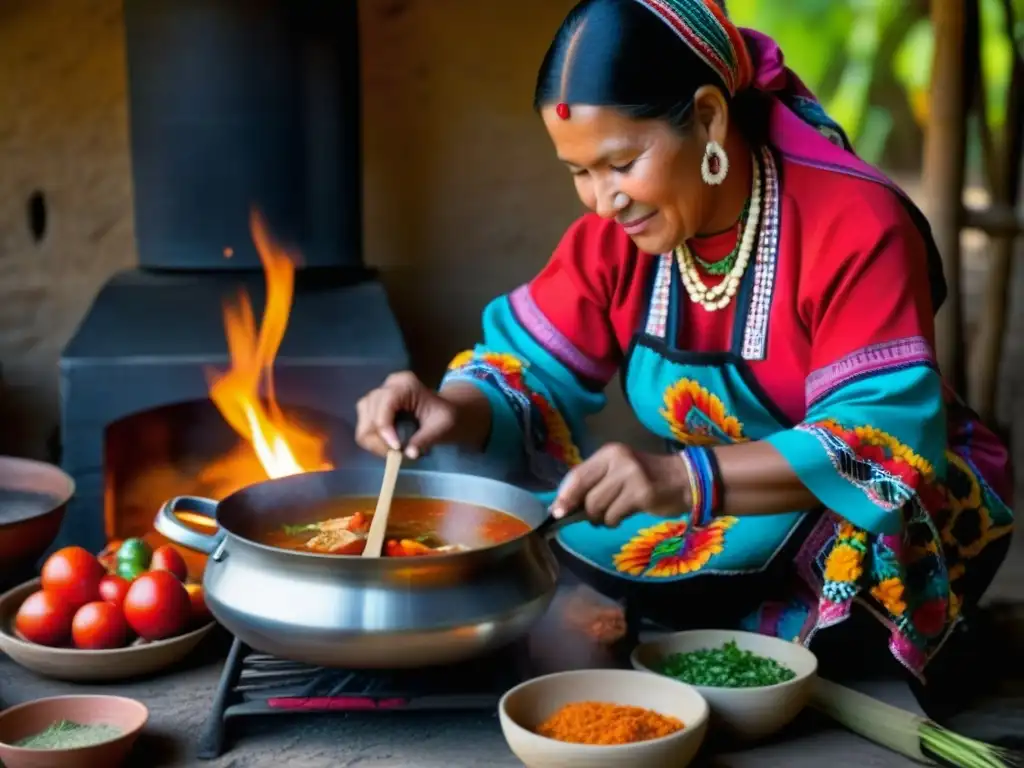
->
<box><xmin>204</xmin><ymin>211</ymin><xmax>333</xmax><ymax>484</ymax></box>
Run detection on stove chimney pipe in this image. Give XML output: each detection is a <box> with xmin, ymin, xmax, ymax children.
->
<box><xmin>123</xmin><ymin>0</ymin><xmax>362</xmax><ymax>271</ymax></box>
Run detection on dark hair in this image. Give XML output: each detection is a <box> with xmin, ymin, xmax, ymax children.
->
<box><xmin>534</xmin><ymin>0</ymin><xmax>768</xmax><ymax>145</ymax></box>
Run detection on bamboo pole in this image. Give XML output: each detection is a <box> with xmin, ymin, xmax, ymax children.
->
<box><xmin>968</xmin><ymin>0</ymin><xmax>1024</xmax><ymax>424</ymax></box>
<box><xmin>920</xmin><ymin>0</ymin><xmax>969</xmax><ymax>393</ymax></box>
<box><xmin>962</xmin><ymin>204</ymin><xmax>1024</xmax><ymax>237</ymax></box>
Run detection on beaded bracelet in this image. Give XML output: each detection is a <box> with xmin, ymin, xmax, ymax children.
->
<box><xmin>678</xmin><ymin>450</ymin><xmax>703</xmax><ymax>523</ymax></box>
<box><xmin>702</xmin><ymin>445</ymin><xmax>725</xmax><ymax>516</ymax></box>
<box><xmin>679</xmin><ymin>446</ymin><xmax>724</xmax><ymax>527</ymax></box>
<box><xmin>690</xmin><ymin>447</ymin><xmax>715</xmax><ymax>526</ymax></box>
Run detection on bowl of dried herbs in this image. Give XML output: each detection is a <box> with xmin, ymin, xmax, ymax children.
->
<box><xmin>631</xmin><ymin>629</ymin><xmax>818</xmax><ymax>740</ymax></box>
<box><xmin>0</xmin><ymin>695</ymin><xmax>147</xmax><ymax>768</ymax></box>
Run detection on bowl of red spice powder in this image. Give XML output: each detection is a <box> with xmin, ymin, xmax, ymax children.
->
<box><xmin>498</xmin><ymin>669</ymin><xmax>709</xmax><ymax>767</ymax></box>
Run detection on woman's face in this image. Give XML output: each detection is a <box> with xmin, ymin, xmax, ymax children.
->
<box><xmin>541</xmin><ymin>104</ymin><xmax>706</xmax><ymax>255</ymax></box>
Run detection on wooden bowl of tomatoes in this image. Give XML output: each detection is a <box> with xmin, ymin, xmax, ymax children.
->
<box><xmin>0</xmin><ymin>542</ymin><xmax>216</xmax><ymax>683</ymax></box>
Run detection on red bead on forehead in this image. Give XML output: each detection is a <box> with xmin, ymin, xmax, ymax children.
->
<box><xmin>555</xmin><ymin>102</ymin><xmax>571</xmax><ymax>120</ymax></box>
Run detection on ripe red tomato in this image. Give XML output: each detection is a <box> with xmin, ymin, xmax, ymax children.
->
<box><xmin>71</xmin><ymin>601</ymin><xmax>128</xmax><ymax>650</ymax></box>
<box><xmin>41</xmin><ymin>546</ymin><xmax>106</xmax><ymax>609</ymax></box>
<box><xmin>185</xmin><ymin>583</ymin><xmax>212</xmax><ymax>625</ymax></box>
<box><xmin>123</xmin><ymin>570</ymin><xmax>191</xmax><ymax>641</ymax></box>
<box><xmin>149</xmin><ymin>545</ymin><xmax>188</xmax><ymax>582</ymax></box>
<box><xmin>98</xmin><ymin>575</ymin><xmax>131</xmax><ymax>609</ymax></box>
<box><xmin>15</xmin><ymin>589</ymin><xmax>76</xmax><ymax>647</ymax></box>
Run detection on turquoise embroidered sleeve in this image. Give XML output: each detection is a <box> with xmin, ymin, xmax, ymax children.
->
<box><xmin>765</xmin><ymin>361</ymin><xmax>946</xmax><ymax>535</ymax></box>
<box><xmin>440</xmin><ymin>294</ymin><xmax>608</xmax><ymax>489</ymax></box>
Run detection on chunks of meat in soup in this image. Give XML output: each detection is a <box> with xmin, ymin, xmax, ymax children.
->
<box><xmin>265</xmin><ymin>498</ymin><xmax>532</xmax><ymax>557</ymax></box>
<box><xmin>304</xmin><ymin>512</ymin><xmax>368</xmax><ymax>554</ymax></box>
<box><xmin>303</xmin><ymin>514</ymin><xmax>471</xmax><ymax>556</ymax></box>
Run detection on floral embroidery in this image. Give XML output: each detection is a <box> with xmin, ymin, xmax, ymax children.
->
<box><xmin>448</xmin><ymin>350</ymin><xmax>523</xmax><ymax>379</ymax></box>
<box><xmin>912</xmin><ymin>598</ymin><xmax>948</xmax><ymax>638</ymax></box>
<box><xmin>870</xmin><ymin>578</ymin><xmax>907</xmax><ymax>616</ymax></box>
<box><xmin>936</xmin><ymin>453</ymin><xmax>1013</xmax><ymax>562</ymax></box>
<box><xmin>660</xmin><ymin>379</ymin><xmax>748</xmax><ymax>446</ymax></box>
<box><xmin>824</xmin><ymin>544</ymin><xmax>863</xmax><ymax>583</ymax></box>
<box><xmin>445</xmin><ymin>349</ymin><xmax>582</xmax><ymax>471</ymax></box>
<box><xmin>796</xmin><ymin>419</ymin><xmax>931</xmax><ymax>511</ymax></box>
<box><xmin>613</xmin><ymin>517</ymin><xmax>737</xmax><ymax>578</ymax></box>
<box><xmin>530</xmin><ymin>395</ymin><xmax>580</xmax><ymax>466</ymax></box>
<box><xmin>448</xmin><ymin>350</ymin><xmax>474</xmax><ymax>370</ymax></box>
<box><xmin>809</xmin><ymin>494</ymin><xmax>962</xmax><ymax>678</ymax></box>
<box><xmin>814</xmin><ymin>419</ymin><xmax>934</xmax><ymax>484</ymax></box>
<box><xmin>821</xmin><ymin>520</ymin><xmax>867</xmax><ymax>604</ymax></box>
<box><xmin>755</xmin><ymin>441</ymin><xmax>1009</xmax><ymax>679</ymax></box>
<box><xmin>837</xmin><ymin>521</ymin><xmax>867</xmax><ymax>544</ymax></box>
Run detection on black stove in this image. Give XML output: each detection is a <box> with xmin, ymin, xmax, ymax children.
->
<box><xmin>198</xmin><ymin>636</ymin><xmax>535</xmax><ymax>760</ymax></box>
<box><xmin>53</xmin><ymin>0</ymin><xmax>410</xmax><ymax>557</ymax></box>
<box><xmin>195</xmin><ymin>594</ymin><xmax>658</xmax><ymax>760</ymax></box>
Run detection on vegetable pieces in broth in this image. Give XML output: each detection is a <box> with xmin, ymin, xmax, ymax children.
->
<box><xmin>657</xmin><ymin>641</ymin><xmax>797</xmax><ymax>688</ymax></box>
<box><xmin>283</xmin><ymin>511</ymin><xmax>467</xmax><ymax>556</ymax></box>
<box><xmin>268</xmin><ymin>497</ymin><xmax>531</xmax><ymax>557</ymax></box>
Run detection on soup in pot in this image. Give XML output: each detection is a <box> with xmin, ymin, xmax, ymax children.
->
<box><xmin>260</xmin><ymin>497</ymin><xmax>532</xmax><ymax>557</ymax></box>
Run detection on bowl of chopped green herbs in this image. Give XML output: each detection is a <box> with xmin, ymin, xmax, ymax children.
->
<box><xmin>631</xmin><ymin>629</ymin><xmax>818</xmax><ymax>740</ymax></box>
<box><xmin>0</xmin><ymin>695</ymin><xmax>147</xmax><ymax>768</ymax></box>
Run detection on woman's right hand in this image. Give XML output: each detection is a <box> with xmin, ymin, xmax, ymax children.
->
<box><xmin>355</xmin><ymin>371</ymin><xmax>458</xmax><ymax>459</ymax></box>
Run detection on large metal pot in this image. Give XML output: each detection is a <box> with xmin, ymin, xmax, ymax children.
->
<box><xmin>154</xmin><ymin>468</ymin><xmax>560</xmax><ymax>669</ymax></box>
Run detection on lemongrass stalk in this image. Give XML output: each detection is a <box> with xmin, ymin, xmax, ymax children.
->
<box><xmin>812</xmin><ymin>679</ymin><xmax>1022</xmax><ymax>768</ymax></box>
<box><xmin>811</xmin><ymin>678</ymin><xmax>934</xmax><ymax>764</ymax></box>
<box><xmin>920</xmin><ymin>724</ymin><xmax>1022</xmax><ymax>768</ymax></box>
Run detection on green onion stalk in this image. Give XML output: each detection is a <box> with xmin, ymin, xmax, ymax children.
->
<box><xmin>812</xmin><ymin>679</ymin><xmax>1022</xmax><ymax>767</ymax></box>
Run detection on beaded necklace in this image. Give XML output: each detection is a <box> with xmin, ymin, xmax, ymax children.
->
<box><xmin>676</xmin><ymin>151</ymin><xmax>763</xmax><ymax>312</ymax></box>
<box><xmin>689</xmin><ymin>197</ymin><xmax>752</xmax><ymax>276</ymax></box>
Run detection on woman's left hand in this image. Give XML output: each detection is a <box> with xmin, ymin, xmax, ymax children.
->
<box><xmin>549</xmin><ymin>444</ymin><xmax>692</xmax><ymax>528</ymax></box>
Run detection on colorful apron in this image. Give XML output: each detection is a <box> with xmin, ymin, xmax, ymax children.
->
<box><xmin>555</xmin><ymin>245</ymin><xmax>809</xmax><ymax>583</ymax></box>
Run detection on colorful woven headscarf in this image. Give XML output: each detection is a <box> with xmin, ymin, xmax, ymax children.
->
<box><xmin>636</xmin><ymin>0</ymin><xmax>754</xmax><ymax>96</ymax></box>
<box><xmin>633</xmin><ymin>0</ymin><xmax>851</xmax><ymax>149</ymax></box>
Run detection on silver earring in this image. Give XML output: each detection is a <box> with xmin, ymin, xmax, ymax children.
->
<box><xmin>613</xmin><ymin>192</ymin><xmax>631</xmax><ymax>209</ymax></box>
<box><xmin>701</xmin><ymin>140</ymin><xmax>729</xmax><ymax>185</ymax></box>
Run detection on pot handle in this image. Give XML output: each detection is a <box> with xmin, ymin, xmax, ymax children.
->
<box><xmin>536</xmin><ymin>508</ymin><xmax>590</xmax><ymax>538</ymax></box>
<box><xmin>154</xmin><ymin>496</ymin><xmax>224</xmax><ymax>556</ymax></box>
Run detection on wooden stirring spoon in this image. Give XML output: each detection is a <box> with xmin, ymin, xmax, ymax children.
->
<box><xmin>362</xmin><ymin>411</ymin><xmax>420</xmax><ymax>558</ymax></box>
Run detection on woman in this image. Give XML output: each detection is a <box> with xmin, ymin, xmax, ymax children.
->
<box><xmin>355</xmin><ymin>0</ymin><xmax>1013</xmax><ymax>713</ymax></box>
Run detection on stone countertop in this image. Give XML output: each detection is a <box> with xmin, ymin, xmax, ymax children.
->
<box><xmin>0</xmin><ymin>585</ymin><xmax>919</xmax><ymax>767</ymax></box>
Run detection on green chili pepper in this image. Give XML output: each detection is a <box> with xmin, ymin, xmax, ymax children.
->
<box><xmin>116</xmin><ymin>559</ymin><xmax>146</xmax><ymax>582</ymax></box>
<box><xmin>282</xmin><ymin>523</ymin><xmax>320</xmax><ymax>536</ymax></box>
<box><xmin>116</xmin><ymin>538</ymin><xmax>152</xmax><ymax>570</ymax></box>
<box><xmin>656</xmin><ymin>641</ymin><xmax>797</xmax><ymax>688</ymax></box>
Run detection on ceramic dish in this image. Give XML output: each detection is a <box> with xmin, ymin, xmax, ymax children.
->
<box><xmin>499</xmin><ymin>668</ymin><xmax>709</xmax><ymax>768</ymax></box>
<box><xmin>0</xmin><ymin>695</ymin><xmax>148</xmax><ymax>768</ymax></box>
<box><xmin>631</xmin><ymin>629</ymin><xmax>818</xmax><ymax>740</ymax></box>
<box><xmin>0</xmin><ymin>578</ymin><xmax>215</xmax><ymax>682</ymax></box>
<box><xmin>0</xmin><ymin>457</ymin><xmax>73</xmax><ymax>588</ymax></box>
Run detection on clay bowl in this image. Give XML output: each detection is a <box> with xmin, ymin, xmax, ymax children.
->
<box><xmin>0</xmin><ymin>457</ymin><xmax>74</xmax><ymax>588</ymax></box>
<box><xmin>0</xmin><ymin>695</ymin><xmax>147</xmax><ymax>768</ymax></box>
<box><xmin>631</xmin><ymin>629</ymin><xmax>819</xmax><ymax>741</ymax></box>
<box><xmin>499</xmin><ymin>669</ymin><xmax>709</xmax><ymax>768</ymax></box>
<box><xmin>0</xmin><ymin>578</ymin><xmax>216</xmax><ymax>682</ymax></box>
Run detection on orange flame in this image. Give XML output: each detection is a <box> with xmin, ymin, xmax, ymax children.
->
<box><xmin>205</xmin><ymin>211</ymin><xmax>333</xmax><ymax>481</ymax></box>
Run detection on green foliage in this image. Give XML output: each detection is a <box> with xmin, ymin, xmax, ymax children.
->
<box><xmin>728</xmin><ymin>0</ymin><xmax>1017</xmax><ymax>167</ymax></box>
